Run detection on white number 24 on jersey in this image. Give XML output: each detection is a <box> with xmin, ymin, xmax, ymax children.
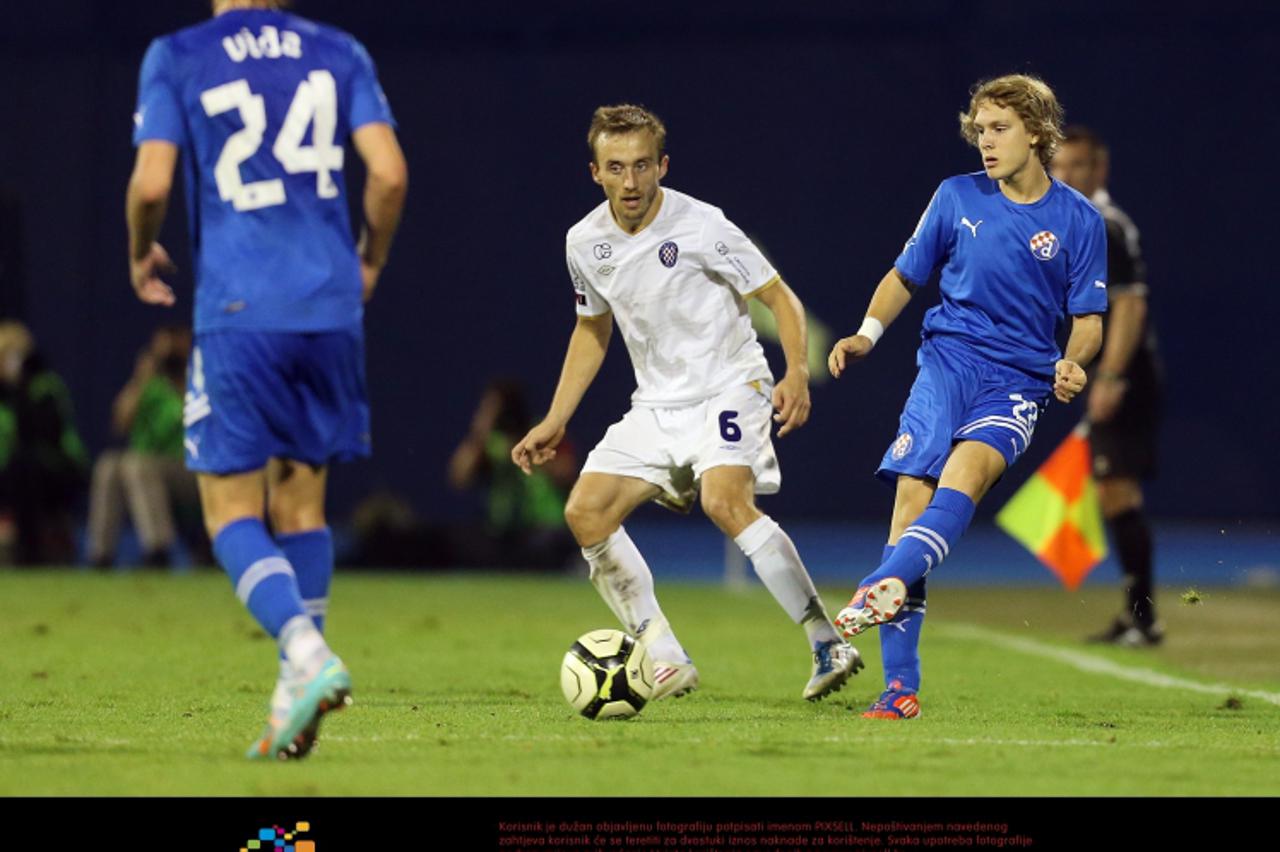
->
<box><xmin>199</xmin><ymin>70</ymin><xmax>343</xmax><ymax>212</ymax></box>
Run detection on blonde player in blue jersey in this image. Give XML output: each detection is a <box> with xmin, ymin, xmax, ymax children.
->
<box><xmin>827</xmin><ymin>75</ymin><xmax>1107</xmax><ymax>719</ymax></box>
<box><xmin>125</xmin><ymin>0</ymin><xmax>407</xmax><ymax>758</ymax></box>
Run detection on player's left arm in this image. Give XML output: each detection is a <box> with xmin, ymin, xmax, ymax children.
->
<box><xmin>125</xmin><ymin>140</ymin><xmax>179</xmax><ymax>306</ymax></box>
<box><xmin>1055</xmin><ymin>313</ymin><xmax>1103</xmax><ymax>403</ymax></box>
<box><xmin>1058</xmin><ymin>207</ymin><xmax>1110</xmax><ymax>403</ymax></box>
<box><xmin>753</xmin><ymin>279</ymin><xmax>810</xmax><ymax>437</ymax></box>
<box><xmin>352</xmin><ymin>123</ymin><xmax>409</xmax><ymax>303</ymax></box>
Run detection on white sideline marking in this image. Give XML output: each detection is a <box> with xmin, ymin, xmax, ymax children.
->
<box><xmin>940</xmin><ymin>623</ymin><xmax>1280</xmax><ymax>707</ymax></box>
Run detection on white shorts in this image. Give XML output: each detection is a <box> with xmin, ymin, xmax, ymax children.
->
<box><xmin>580</xmin><ymin>381</ymin><xmax>781</xmax><ymax>512</ymax></box>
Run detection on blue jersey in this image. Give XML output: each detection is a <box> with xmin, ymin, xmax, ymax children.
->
<box><xmin>132</xmin><ymin>8</ymin><xmax>395</xmax><ymax>333</ymax></box>
<box><xmin>894</xmin><ymin>172</ymin><xmax>1108</xmax><ymax>379</ymax></box>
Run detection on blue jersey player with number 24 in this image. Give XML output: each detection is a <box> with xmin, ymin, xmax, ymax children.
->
<box><xmin>826</xmin><ymin>75</ymin><xmax>1107</xmax><ymax>720</ymax></box>
<box><xmin>125</xmin><ymin>0</ymin><xmax>407</xmax><ymax>759</ymax></box>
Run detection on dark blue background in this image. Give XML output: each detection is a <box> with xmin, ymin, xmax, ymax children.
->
<box><xmin>2</xmin><ymin>1</ymin><xmax>1276</xmax><ymax>525</ymax></box>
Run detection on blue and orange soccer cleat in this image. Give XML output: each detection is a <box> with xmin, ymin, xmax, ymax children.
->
<box><xmin>862</xmin><ymin>680</ymin><xmax>921</xmax><ymax>720</ymax></box>
<box><xmin>834</xmin><ymin>578</ymin><xmax>907</xmax><ymax>638</ymax></box>
<box><xmin>247</xmin><ymin>656</ymin><xmax>352</xmax><ymax>760</ymax></box>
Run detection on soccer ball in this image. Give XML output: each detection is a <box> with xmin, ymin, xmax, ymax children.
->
<box><xmin>560</xmin><ymin>629</ymin><xmax>654</xmax><ymax>720</ymax></box>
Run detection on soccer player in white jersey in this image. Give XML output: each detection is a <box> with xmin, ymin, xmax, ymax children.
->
<box><xmin>512</xmin><ymin>105</ymin><xmax>861</xmax><ymax>701</ymax></box>
<box><xmin>127</xmin><ymin>0</ymin><xmax>407</xmax><ymax>757</ymax></box>
<box><xmin>827</xmin><ymin>76</ymin><xmax>1106</xmax><ymax>719</ymax></box>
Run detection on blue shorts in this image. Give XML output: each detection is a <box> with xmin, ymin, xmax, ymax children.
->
<box><xmin>183</xmin><ymin>327</ymin><xmax>371</xmax><ymax>474</ymax></box>
<box><xmin>876</xmin><ymin>336</ymin><xmax>1050</xmax><ymax>485</ymax></box>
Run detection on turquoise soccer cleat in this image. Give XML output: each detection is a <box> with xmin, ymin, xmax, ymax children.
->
<box><xmin>247</xmin><ymin>656</ymin><xmax>352</xmax><ymax>760</ymax></box>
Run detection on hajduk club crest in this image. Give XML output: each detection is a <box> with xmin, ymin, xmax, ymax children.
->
<box><xmin>658</xmin><ymin>241</ymin><xmax>679</xmax><ymax>268</ymax></box>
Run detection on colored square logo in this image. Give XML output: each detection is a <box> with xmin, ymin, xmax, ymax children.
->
<box><xmin>295</xmin><ymin>823</ymin><xmax>310</xmax><ymax>833</ymax></box>
<box><xmin>248</xmin><ymin>843</ymin><xmax>261</xmax><ymax>850</ymax></box>
<box><xmin>296</xmin><ymin>842</ymin><xmax>315</xmax><ymax>852</ymax></box>
<box><xmin>260</xmin><ymin>830</ymin><xmax>276</xmax><ymax>841</ymax></box>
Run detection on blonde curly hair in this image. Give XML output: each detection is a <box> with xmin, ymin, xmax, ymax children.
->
<box><xmin>958</xmin><ymin>75</ymin><xmax>1064</xmax><ymax>167</ymax></box>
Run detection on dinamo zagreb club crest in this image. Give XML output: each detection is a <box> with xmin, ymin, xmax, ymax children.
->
<box><xmin>891</xmin><ymin>432</ymin><xmax>913</xmax><ymax>460</ymax></box>
<box><xmin>1028</xmin><ymin>230</ymin><xmax>1060</xmax><ymax>261</ymax></box>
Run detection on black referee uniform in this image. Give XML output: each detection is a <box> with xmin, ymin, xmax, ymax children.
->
<box><xmin>1089</xmin><ymin>188</ymin><xmax>1165</xmax><ymax>645</ymax></box>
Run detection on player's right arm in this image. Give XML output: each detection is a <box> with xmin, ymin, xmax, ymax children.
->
<box><xmin>125</xmin><ymin>140</ymin><xmax>179</xmax><ymax>307</ymax></box>
<box><xmin>511</xmin><ymin>312</ymin><xmax>612</xmax><ymax>475</ymax></box>
<box><xmin>351</xmin><ymin>123</ymin><xmax>408</xmax><ymax>303</ymax></box>
<box><xmin>829</xmin><ymin>182</ymin><xmax>950</xmax><ymax>378</ymax></box>
<box><xmin>827</xmin><ymin>267</ymin><xmax>915</xmax><ymax>378</ymax></box>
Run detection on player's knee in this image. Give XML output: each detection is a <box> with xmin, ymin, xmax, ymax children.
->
<box><xmin>268</xmin><ymin>500</ymin><xmax>325</xmax><ymax>535</ymax></box>
<box><xmin>564</xmin><ymin>495</ymin><xmax>604</xmax><ymax>545</ymax></box>
<box><xmin>204</xmin><ymin>511</ymin><xmax>255</xmax><ymax>542</ymax></box>
<box><xmin>699</xmin><ymin>490</ymin><xmax>755</xmax><ymax>536</ymax></box>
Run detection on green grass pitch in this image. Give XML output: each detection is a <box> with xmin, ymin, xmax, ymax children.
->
<box><xmin>0</xmin><ymin>569</ymin><xmax>1277</xmax><ymax>797</ymax></box>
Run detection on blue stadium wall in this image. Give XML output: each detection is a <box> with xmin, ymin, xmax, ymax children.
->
<box><xmin>1</xmin><ymin>1</ymin><xmax>1276</xmax><ymax>526</ymax></box>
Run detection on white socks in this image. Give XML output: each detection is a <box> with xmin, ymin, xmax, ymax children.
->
<box><xmin>583</xmin><ymin>527</ymin><xmax>690</xmax><ymax>663</ymax></box>
<box><xmin>735</xmin><ymin>515</ymin><xmax>839</xmax><ymax>646</ymax></box>
<box><xmin>278</xmin><ymin>615</ymin><xmax>331</xmax><ymax>679</ymax></box>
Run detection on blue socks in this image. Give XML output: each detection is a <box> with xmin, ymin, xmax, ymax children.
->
<box><xmin>213</xmin><ymin>518</ymin><xmax>308</xmax><ymax>639</ymax></box>
<box><xmin>878</xmin><ymin>550</ymin><xmax>927</xmax><ymax>692</ymax></box>
<box><xmin>276</xmin><ymin>527</ymin><xmax>333</xmax><ymax>634</ymax></box>
<box><xmin>869</xmin><ymin>487</ymin><xmax>976</xmax><ymax>696</ymax></box>
<box><xmin>861</xmin><ymin>488</ymin><xmax>975</xmax><ymax>589</ymax></box>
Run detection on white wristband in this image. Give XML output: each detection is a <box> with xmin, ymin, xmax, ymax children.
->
<box><xmin>857</xmin><ymin>317</ymin><xmax>884</xmax><ymax>347</ymax></box>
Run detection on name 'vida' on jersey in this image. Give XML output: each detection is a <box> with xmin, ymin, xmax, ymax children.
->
<box><xmin>222</xmin><ymin>25</ymin><xmax>302</xmax><ymax>63</ymax></box>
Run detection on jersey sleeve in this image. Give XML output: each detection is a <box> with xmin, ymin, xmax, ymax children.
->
<box><xmin>699</xmin><ymin>212</ymin><xmax>779</xmax><ymax>298</ymax></box>
<box><xmin>893</xmin><ymin>182</ymin><xmax>953</xmax><ymax>287</ymax></box>
<box><xmin>1066</xmin><ymin>208</ymin><xmax>1110</xmax><ymax>315</ymax></box>
<box><xmin>132</xmin><ymin>38</ymin><xmax>186</xmax><ymax>146</ymax></box>
<box><xmin>346</xmin><ymin>37</ymin><xmax>396</xmax><ymax>130</ymax></box>
<box><xmin>567</xmin><ymin>248</ymin><xmax>609</xmax><ymax>317</ymax></box>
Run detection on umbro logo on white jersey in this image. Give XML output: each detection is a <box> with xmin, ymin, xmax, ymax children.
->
<box><xmin>960</xmin><ymin>217</ymin><xmax>983</xmax><ymax>237</ymax></box>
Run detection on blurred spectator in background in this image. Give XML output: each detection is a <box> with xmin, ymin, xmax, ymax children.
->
<box><xmin>347</xmin><ymin>488</ymin><xmax>428</xmax><ymax>569</ymax></box>
<box><xmin>446</xmin><ymin>379</ymin><xmax>578</xmax><ymax>570</ymax></box>
<box><xmin>0</xmin><ymin>320</ymin><xmax>88</xmax><ymax>565</ymax></box>
<box><xmin>346</xmin><ymin>381</ymin><xmax>578</xmax><ymax>571</ymax></box>
<box><xmin>86</xmin><ymin>325</ymin><xmax>203</xmax><ymax>568</ymax></box>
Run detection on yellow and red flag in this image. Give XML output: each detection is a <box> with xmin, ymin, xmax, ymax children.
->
<box><xmin>995</xmin><ymin>425</ymin><xmax>1108</xmax><ymax>589</ymax></box>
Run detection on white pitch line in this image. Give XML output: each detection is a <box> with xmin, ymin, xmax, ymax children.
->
<box><xmin>939</xmin><ymin>623</ymin><xmax>1280</xmax><ymax>707</ymax></box>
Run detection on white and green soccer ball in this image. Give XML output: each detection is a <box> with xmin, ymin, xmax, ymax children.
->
<box><xmin>560</xmin><ymin>629</ymin><xmax>655</xmax><ymax>720</ymax></box>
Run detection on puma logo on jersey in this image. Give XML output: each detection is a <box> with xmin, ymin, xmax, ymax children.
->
<box><xmin>960</xmin><ymin>217</ymin><xmax>983</xmax><ymax>237</ymax></box>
